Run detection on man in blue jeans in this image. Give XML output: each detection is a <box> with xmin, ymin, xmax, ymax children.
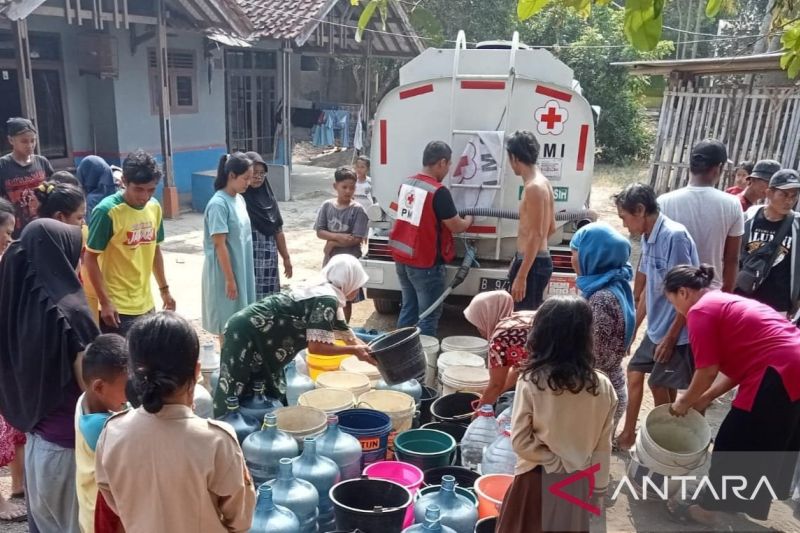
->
<box><xmin>389</xmin><ymin>141</ymin><xmax>473</xmax><ymax>336</ymax></box>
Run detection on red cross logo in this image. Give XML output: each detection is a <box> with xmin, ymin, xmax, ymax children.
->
<box><xmin>535</xmin><ymin>100</ymin><xmax>569</xmax><ymax>135</ymax></box>
<box><xmin>405</xmin><ymin>192</ymin><xmax>415</xmax><ymax>207</ymax></box>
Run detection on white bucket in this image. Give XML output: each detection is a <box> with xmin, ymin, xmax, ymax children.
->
<box><xmin>441</xmin><ymin>336</ymin><xmax>489</xmax><ymax>359</ymax></box>
<box><xmin>200</xmin><ymin>342</ymin><xmax>219</xmax><ymax>370</ymax></box>
<box><xmin>357</xmin><ymin>390</ymin><xmax>416</xmax><ymax>433</ymax></box>
<box><xmin>640</xmin><ymin>405</ymin><xmax>711</xmax><ymax>470</ymax></box>
<box><xmin>339</xmin><ymin>356</ymin><xmax>381</xmax><ymax>387</ymax></box>
<box><xmin>626</xmin><ymin>447</ymin><xmax>684</xmax><ymax>498</ymax></box>
<box><xmin>632</xmin><ymin>431</ymin><xmax>707</xmax><ymax>497</ymax></box>
<box><xmin>437</xmin><ymin>351</ymin><xmax>485</xmax><ymax>391</ymax></box>
<box><xmin>441</xmin><ymin>365</ymin><xmax>490</xmax><ymax>396</ymax></box>
<box><xmin>298</xmin><ymin>388</ymin><xmax>356</xmax><ymax>414</ymax></box>
<box><xmin>315</xmin><ymin>371</ymin><xmax>372</xmax><ymax>398</ymax></box>
<box><xmin>420</xmin><ymin>335</ymin><xmax>440</xmax><ymax>388</ymax></box>
<box><xmin>274</xmin><ymin>406</ymin><xmax>328</xmax><ymax>445</ymax></box>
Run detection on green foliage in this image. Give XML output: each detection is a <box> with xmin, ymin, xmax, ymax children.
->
<box><xmin>518</xmin><ymin>0</ymin><xmax>552</xmax><ymax>20</ymax></box>
<box><xmin>623</xmin><ymin>0</ymin><xmax>664</xmax><ymax>51</ymax></box>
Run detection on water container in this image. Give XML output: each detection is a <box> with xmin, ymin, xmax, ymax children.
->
<box><xmin>494</xmin><ymin>392</ymin><xmax>514</xmax><ymax>416</ymax></box>
<box><xmin>459</xmin><ymin>405</ymin><xmax>500</xmax><ymax>470</ymax></box>
<box><xmin>495</xmin><ymin>406</ymin><xmax>512</xmax><ymax>431</ymax></box>
<box><xmin>414</xmin><ymin>475</ymin><xmax>478</xmax><ymax>533</ymax></box>
<box><xmin>307</xmin><ymin>341</ymin><xmax>351</xmax><ymax>380</ymax></box>
<box><xmin>339</xmin><ymin>356</ymin><xmax>382</xmax><ymax>388</ymax></box>
<box><xmin>480</xmin><ymin>424</ymin><xmax>516</xmax><ymax>475</ymax></box>
<box><xmin>243</xmin><ymin>413</ymin><xmax>299</xmax><ymax>485</ymax></box>
<box><xmin>316</xmin><ymin>415</ymin><xmax>363</xmax><ymax>481</ymax></box>
<box><xmin>293</xmin><ymin>437</ymin><xmax>340</xmax><ymax>532</ymax></box>
<box><xmin>298</xmin><ymin>388</ymin><xmax>356</xmax><ymax>415</ymax></box>
<box><xmin>295</xmin><ymin>349</ymin><xmax>309</xmax><ymax>377</ymax></box>
<box><xmin>216</xmin><ymin>396</ymin><xmax>260</xmax><ymax>444</ymax></box>
<box><xmin>200</xmin><ymin>342</ymin><xmax>219</xmax><ymax>369</ymax></box>
<box><xmin>286</xmin><ymin>360</ymin><xmax>315</xmax><ymax>406</ymax></box>
<box><xmin>267</xmin><ymin>458</ymin><xmax>320</xmax><ymax>533</ymax></box>
<box><xmin>441</xmin><ymin>367</ymin><xmax>490</xmax><ymax>396</ymax></box>
<box><xmin>240</xmin><ymin>380</ymin><xmax>283</xmax><ymax>421</ymax></box>
<box><xmin>193</xmin><ymin>383</ymin><xmax>213</xmax><ymax>419</ymax></box>
<box><xmin>315</xmin><ymin>371</ymin><xmax>371</xmax><ymax>398</ymax></box>
<box><xmin>440</xmin><ymin>337</ymin><xmax>489</xmax><ymax>359</ymax></box>
<box><xmin>369</xmin><ymin>327</ymin><xmax>426</xmax><ymax>384</ymax></box>
<box><xmin>436</xmin><ymin>352</ymin><xmax>484</xmax><ymax>391</ymax></box>
<box><xmin>419</xmin><ymin>335</ymin><xmax>440</xmax><ymax>389</ymax></box>
<box><xmin>274</xmin><ymin>406</ymin><xmax>329</xmax><ymax>446</ymax></box>
<box><xmin>376</xmin><ymin>378</ymin><xmax>423</xmax><ymax>403</ymax></box>
<box><xmin>357</xmin><ymin>390</ymin><xmax>416</xmax><ymax>433</ymax></box>
<box><xmin>403</xmin><ymin>505</ymin><xmax>456</xmax><ymax>533</ymax></box>
<box><xmin>330</xmin><ymin>478</ymin><xmax>412</xmax><ymax>532</ymax></box>
<box><xmin>250</xmin><ymin>483</ymin><xmax>301</xmax><ymax>533</ymax></box>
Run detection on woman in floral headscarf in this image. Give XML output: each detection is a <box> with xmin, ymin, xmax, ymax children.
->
<box><xmin>463</xmin><ymin>290</ymin><xmax>536</xmax><ymax>407</ymax></box>
<box><xmin>212</xmin><ymin>255</ymin><xmax>374</xmax><ymax>416</ymax></box>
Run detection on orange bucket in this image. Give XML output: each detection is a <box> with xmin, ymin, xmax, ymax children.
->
<box><xmin>474</xmin><ymin>473</ymin><xmax>514</xmax><ymax>518</ymax></box>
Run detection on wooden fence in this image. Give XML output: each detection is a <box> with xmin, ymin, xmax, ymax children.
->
<box><xmin>649</xmin><ymin>79</ymin><xmax>800</xmax><ymax>193</ymax></box>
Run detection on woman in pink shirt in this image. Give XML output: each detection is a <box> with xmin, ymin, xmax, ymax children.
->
<box><xmin>664</xmin><ymin>264</ymin><xmax>800</xmax><ymax>526</ymax></box>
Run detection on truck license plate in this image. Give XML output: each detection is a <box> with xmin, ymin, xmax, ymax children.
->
<box><xmin>480</xmin><ymin>277</ymin><xmax>509</xmax><ymax>292</ymax></box>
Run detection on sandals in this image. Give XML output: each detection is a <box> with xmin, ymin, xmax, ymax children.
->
<box><xmin>0</xmin><ymin>502</ymin><xmax>27</xmax><ymax>523</ymax></box>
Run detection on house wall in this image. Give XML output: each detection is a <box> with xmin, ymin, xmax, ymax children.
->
<box><xmin>26</xmin><ymin>15</ymin><xmax>226</xmax><ymax>198</ymax></box>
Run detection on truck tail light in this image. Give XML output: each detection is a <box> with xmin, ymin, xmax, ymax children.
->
<box><xmin>550</xmin><ymin>250</ymin><xmax>575</xmax><ymax>273</ymax></box>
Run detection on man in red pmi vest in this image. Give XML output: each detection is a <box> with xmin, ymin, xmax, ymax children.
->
<box><xmin>389</xmin><ymin>141</ymin><xmax>474</xmax><ymax>336</ymax></box>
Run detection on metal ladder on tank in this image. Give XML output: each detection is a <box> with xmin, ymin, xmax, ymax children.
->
<box><xmin>447</xmin><ymin>30</ymin><xmax>521</xmax><ymax>261</ymax></box>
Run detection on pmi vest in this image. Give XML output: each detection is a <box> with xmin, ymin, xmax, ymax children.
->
<box><xmin>389</xmin><ymin>174</ymin><xmax>455</xmax><ymax>268</ymax></box>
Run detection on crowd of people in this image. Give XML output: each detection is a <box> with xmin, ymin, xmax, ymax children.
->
<box><xmin>0</xmin><ymin>110</ymin><xmax>798</xmax><ymax>533</ymax></box>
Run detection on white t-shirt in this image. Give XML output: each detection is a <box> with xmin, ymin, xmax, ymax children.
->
<box><xmin>355</xmin><ymin>176</ymin><xmax>373</xmax><ymax>209</ymax></box>
<box><xmin>658</xmin><ymin>185</ymin><xmax>744</xmax><ymax>288</ymax></box>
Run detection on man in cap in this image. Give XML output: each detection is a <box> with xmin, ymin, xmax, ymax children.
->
<box><xmin>0</xmin><ymin>117</ymin><xmax>54</xmax><ymax>236</ymax></box>
<box><xmin>739</xmin><ymin>169</ymin><xmax>800</xmax><ymax>315</ymax></box>
<box><xmin>659</xmin><ymin>139</ymin><xmax>744</xmax><ymax>293</ymax></box>
<box><xmin>737</xmin><ymin>159</ymin><xmax>781</xmax><ymax>211</ymax></box>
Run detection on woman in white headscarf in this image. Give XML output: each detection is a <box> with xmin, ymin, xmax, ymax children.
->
<box><xmin>212</xmin><ymin>255</ymin><xmax>372</xmax><ymax>416</ymax></box>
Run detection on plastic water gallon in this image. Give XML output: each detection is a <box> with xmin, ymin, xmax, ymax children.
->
<box><xmin>315</xmin><ymin>415</ymin><xmax>363</xmax><ymax>480</ymax></box>
<box><xmin>440</xmin><ymin>366</ymin><xmax>490</xmax><ymax>396</ymax></box>
<box><xmin>239</xmin><ymin>380</ymin><xmax>282</xmax><ymax>422</ymax></box>
<box><xmin>339</xmin><ymin>356</ymin><xmax>382</xmax><ymax>387</ymax></box>
<box><xmin>193</xmin><ymin>384</ymin><xmax>213</xmax><ymax>419</ymax></box>
<box><xmin>413</xmin><ymin>475</ymin><xmax>478</xmax><ymax>533</ymax></box>
<box><xmin>436</xmin><ymin>352</ymin><xmax>485</xmax><ymax>391</ymax></box>
<box><xmin>292</xmin><ymin>437</ymin><xmax>340</xmax><ymax>532</ymax></box>
<box><xmin>480</xmin><ymin>424</ymin><xmax>516</xmax><ymax>475</ymax></box>
<box><xmin>402</xmin><ymin>505</ymin><xmax>456</xmax><ymax>533</ymax></box>
<box><xmin>376</xmin><ymin>378</ymin><xmax>423</xmax><ymax>404</ymax></box>
<box><xmin>460</xmin><ymin>405</ymin><xmax>500</xmax><ymax>470</ymax></box>
<box><xmin>216</xmin><ymin>396</ymin><xmax>260</xmax><ymax>444</ymax></box>
<box><xmin>242</xmin><ymin>413</ymin><xmax>299</xmax><ymax>485</ymax></box>
<box><xmin>285</xmin><ymin>360</ymin><xmax>315</xmax><ymax>406</ymax></box>
<box><xmin>267</xmin><ymin>458</ymin><xmax>319</xmax><ymax>533</ymax></box>
<box><xmin>295</xmin><ymin>349</ymin><xmax>310</xmax><ymax>377</ymax></box>
<box><xmin>250</xmin><ymin>484</ymin><xmax>301</xmax><ymax>533</ymax></box>
<box><xmin>440</xmin><ymin>336</ymin><xmax>489</xmax><ymax>359</ymax></box>
<box><xmin>199</xmin><ymin>342</ymin><xmax>219</xmax><ymax>394</ymax></box>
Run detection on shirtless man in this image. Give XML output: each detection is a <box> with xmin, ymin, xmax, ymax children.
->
<box><xmin>506</xmin><ymin>130</ymin><xmax>555</xmax><ymax>311</ymax></box>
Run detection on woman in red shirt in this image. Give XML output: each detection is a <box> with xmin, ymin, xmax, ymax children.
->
<box><xmin>664</xmin><ymin>264</ymin><xmax>800</xmax><ymax>526</ymax></box>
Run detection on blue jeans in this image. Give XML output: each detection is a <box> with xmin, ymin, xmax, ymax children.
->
<box><xmin>396</xmin><ymin>263</ymin><xmax>446</xmax><ymax>337</ymax></box>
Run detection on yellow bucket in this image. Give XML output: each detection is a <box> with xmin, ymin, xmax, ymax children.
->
<box><xmin>307</xmin><ymin>341</ymin><xmax>351</xmax><ymax>380</ymax></box>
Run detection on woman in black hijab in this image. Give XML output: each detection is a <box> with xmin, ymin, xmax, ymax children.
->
<box><xmin>0</xmin><ymin>218</ymin><xmax>99</xmax><ymax>532</ymax></box>
<box><xmin>243</xmin><ymin>151</ymin><xmax>292</xmax><ymax>298</ymax></box>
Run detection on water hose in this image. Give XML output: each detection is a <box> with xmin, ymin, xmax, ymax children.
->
<box><xmin>418</xmin><ymin>245</ymin><xmax>478</xmax><ymax>321</ymax></box>
<box><xmin>458</xmin><ymin>207</ymin><xmax>597</xmax><ymax>222</ymax></box>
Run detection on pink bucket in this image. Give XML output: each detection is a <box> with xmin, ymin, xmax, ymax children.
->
<box><xmin>363</xmin><ymin>461</ymin><xmax>424</xmax><ymax>528</ymax></box>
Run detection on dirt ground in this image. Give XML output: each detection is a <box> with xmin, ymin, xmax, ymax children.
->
<box><xmin>1</xmin><ymin>163</ymin><xmax>797</xmax><ymax>532</ymax></box>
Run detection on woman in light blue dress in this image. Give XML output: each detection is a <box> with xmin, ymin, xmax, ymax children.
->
<box><xmin>202</xmin><ymin>153</ymin><xmax>257</xmax><ymax>345</ymax></box>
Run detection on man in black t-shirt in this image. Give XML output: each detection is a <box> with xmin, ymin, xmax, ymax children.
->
<box><xmin>0</xmin><ymin>118</ymin><xmax>54</xmax><ymax>237</ymax></box>
<box><xmin>740</xmin><ymin>169</ymin><xmax>800</xmax><ymax>314</ymax></box>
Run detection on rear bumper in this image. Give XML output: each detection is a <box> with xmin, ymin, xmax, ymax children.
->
<box><xmin>359</xmin><ymin>258</ymin><xmax>578</xmax><ymax>299</ymax></box>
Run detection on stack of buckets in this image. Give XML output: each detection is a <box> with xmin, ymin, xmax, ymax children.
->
<box><xmin>628</xmin><ymin>404</ymin><xmax>712</xmax><ymax>495</ymax></box>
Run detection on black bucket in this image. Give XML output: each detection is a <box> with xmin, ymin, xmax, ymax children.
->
<box><xmin>431</xmin><ymin>392</ymin><xmax>480</xmax><ymax>423</ymax></box>
<box><xmin>494</xmin><ymin>391</ymin><xmax>515</xmax><ymax>415</ymax></box>
<box><xmin>423</xmin><ymin>465</ymin><xmax>481</xmax><ymax>490</ymax></box>
<box><xmin>330</xmin><ymin>478</ymin><xmax>412</xmax><ymax>532</ymax></box>
<box><xmin>417</xmin><ymin>386</ymin><xmax>440</xmax><ymax>425</ymax></box>
<box><xmin>369</xmin><ymin>327</ymin><xmax>426</xmax><ymax>385</ymax></box>
<box><xmin>421</xmin><ymin>421</ymin><xmax>468</xmax><ymax>464</ymax></box>
<box><xmin>474</xmin><ymin>516</ymin><xmax>498</xmax><ymax>533</ymax></box>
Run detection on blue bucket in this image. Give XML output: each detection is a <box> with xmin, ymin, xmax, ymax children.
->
<box><xmin>352</xmin><ymin>327</ymin><xmax>385</xmax><ymax>344</ymax></box>
<box><xmin>337</xmin><ymin>409</ymin><xmax>393</xmax><ymax>467</ymax></box>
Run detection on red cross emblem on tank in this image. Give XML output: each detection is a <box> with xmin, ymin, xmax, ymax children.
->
<box><xmin>535</xmin><ymin>99</ymin><xmax>569</xmax><ymax>135</ymax></box>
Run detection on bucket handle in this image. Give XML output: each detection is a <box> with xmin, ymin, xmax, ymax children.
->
<box><xmin>633</xmin><ymin>447</ymin><xmax>709</xmax><ymax>471</ymax></box>
<box><xmin>358</xmin><ymin>475</ymin><xmax>411</xmax><ymax>514</ymax></box>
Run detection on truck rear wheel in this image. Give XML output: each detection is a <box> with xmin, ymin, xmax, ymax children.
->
<box><xmin>373</xmin><ymin>298</ymin><xmax>400</xmax><ymax>315</ymax></box>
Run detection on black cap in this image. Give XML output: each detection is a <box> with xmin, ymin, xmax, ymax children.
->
<box><xmin>244</xmin><ymin>151</ymin><xmax>267</xmax><ymax>171</ymax></box>
<box><xmin>749</xmin><ymin>159</ymin><xmax>781</xmax><ymax>182</ymax></box>
<box><xmin>690</xmin><ymin>139</ymin><xmax>728</xmax><ymax>168</ymax></box>
<box><xmin>769</xmin><ymin>169</ymin><xmax>800</xmax><ymax>190</ymax></box>
<box><xmin>6</xmin><ymin>117</ymin><xmax>36</xmax><ymax>137</ymax></box>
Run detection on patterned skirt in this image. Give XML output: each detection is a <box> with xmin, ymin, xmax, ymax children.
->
<box><xmin>0</xmin><ymin>415</ymin><xmax>25</xmax><ymax>466</ymax></box>
<box><xmin>253</xmin><ymin>230</ymin><xmax>280</xmax><ymax>300</ymax></box>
